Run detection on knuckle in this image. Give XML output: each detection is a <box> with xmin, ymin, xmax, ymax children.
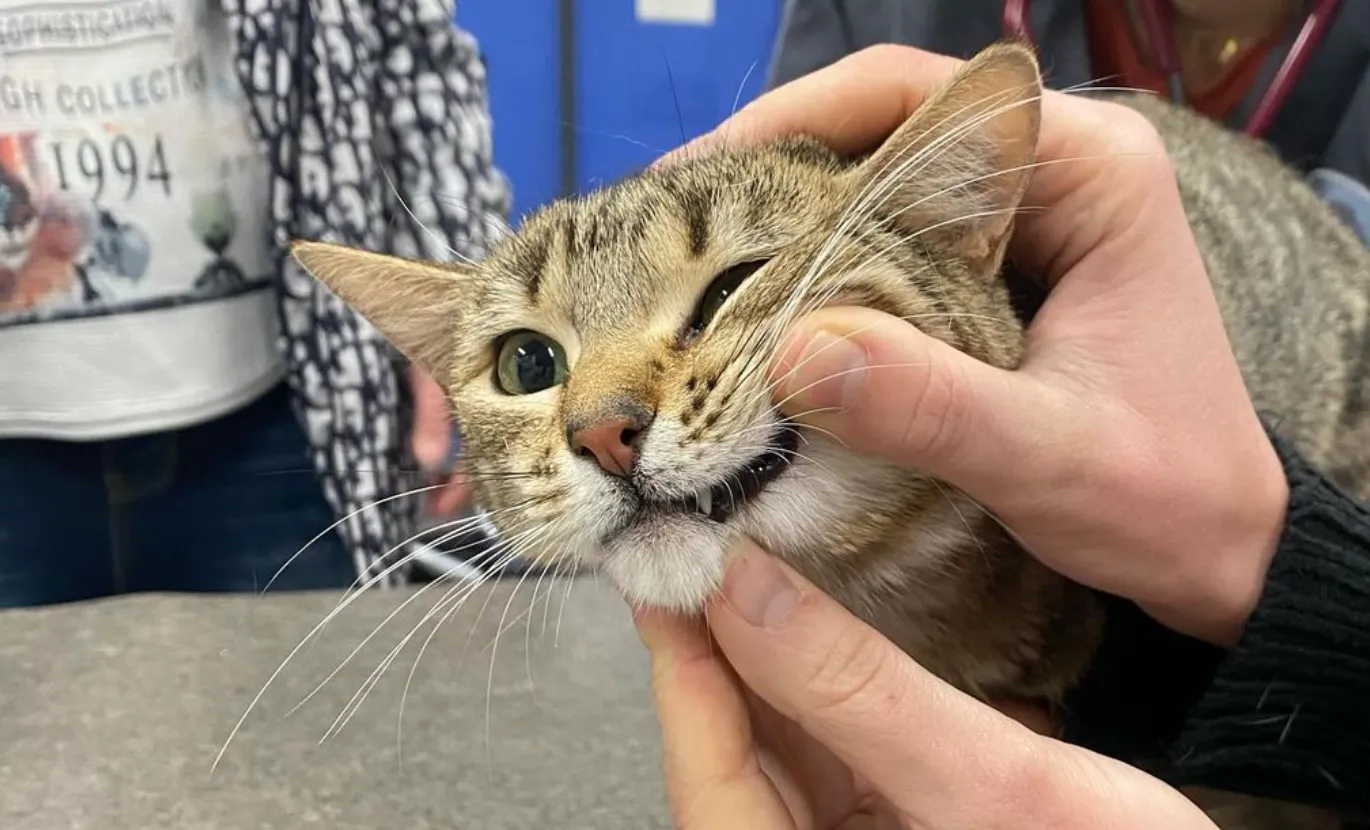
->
<box><xmin>971</xmin><ymin>740</ymin><xmax>1074</xmax><ymax>829</ymax></box>
<box><xmin>1100</xmin><ymin>103</ymin><xmax>1175</xmax><ymax>180</ymax></box>
<box><xmin>801</xmin><ymin>622</ymin><xmax>904</xmax><ymax>722</ymax></box>
<box><xmin>897</xmin><ymin>349</ymin><xmax>973</xmax><ymax>463</ymax></box>
<box><xmin>670</xmin><ymin>754</ymin><xmax>769</xmax><ymax>830</ymax></box>
<box><xmin>1095</xmin><ymin>101</ymin><xmax>1165</xmax><ymax>152</ymax></box>
<box><xmin>857</xmin><ymin>43</ymin><xmax>917</xmax><ymax>68</ymax></box>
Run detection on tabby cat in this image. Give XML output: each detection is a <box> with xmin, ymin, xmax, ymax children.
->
<box><xmin>293</xmin><ymin>43</ymin><xmax>1369</xmax><ymax>830</ymax></box>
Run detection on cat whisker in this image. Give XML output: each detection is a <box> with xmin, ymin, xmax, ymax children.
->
<box><xmin>770</xmin><ymin>360</ymin><xmax>932</xmax><ymax>414</ymax></box>
<box><xmin>374</xmin><ymin>149</ymin><xmax>473</xmax><ymax>266</ymax></box>
<box><xmin>259</xmin><ymin>481</ymin><xmax>451</xmax><ymax>595</ymax></box>
<box><xmin>522</xmin><ymin>549</ymin><xmax>576</xmax><ymax>688</ymax></box>
<box><xmin>211</xmin><ymin>498</ymin><xmax>546</xmax><ymax>773</ymax></box>
<box><xmin>771</xmin><ymin>88</ymin><xmax>1048</xmax><ymax>325</ymax></box>
<box><xmin>953</xmin><ymin>488</ymin><xmax>1043</xmax><ymax>564</ymax></box>
<box><xmin>554</xmin><ymin>560</ymin><xmax>579</xmax><ymax>648</ymax></box>
<box><xmin>721</xmin><ymin>175</ymin><xmax>772</xmax><ymax>190</ymax></box>
<box><xmin>755</xmin><ymin>318</ymin><xmax>894</xmax><ymax>402</ymax></box>
<box><xmin>1057</xmin><ymin>77</ymin><xmax>1153</xmax><ymax>97</ymax></box>
<box><xmin>932</xmin><ymin>480</ymin><xmax>991</xmax><ymax>572</ymax></box>
<box><xmin>721</xmin><ymin>59</ymin><xmax>759</xmax><ymax>150</ymax></box>
<box><xmin>392</xmin><ymin>549</ymin><xmax>519</xmax><ymax>769</ymax></box>
<box><xmin>770</xmin><ymin>415</ymin><xmax>847</xmax><ymax>453</ymax></box>
<box><xmin>433</xmin><ymin>194</ymin><xmax>515</xmax><ymax>236</ymax></box>
<box><xmin>331</xmin><ymin>500</ymin><xmax>537</xmax><ymax>608</ymax></box>
<box><xmin>393</xmin><ymin>533</ymin><xmax>550</xmax><ymax>758</ymax></box>
<box><xmin>299</xmin><ymin>520</ymin><xmax>537</xmax><ymax>723</ymax></box>
<box><xmin>725</xmin><ymin>414</ymin><xmax>827</xmax><ymax>442</ymax></box>
<box><xmin>771</xmin><ymin>86</ymin><xmax>1038</xmax><ymax>326</ymax></box>
<box><xmin>335</xmin><ymin>524</ymin><xmax>551</xmax><ymax>747</ymax></box>
<box><xmin>902</xmin><ymin>310</ymin><xmax>1025</xmax><ymax>327</ymax></box>
<box><xmin>746</xmin><ymin>145</ymin><xmax>1119</xmax><ymax>407</ymax></box>
<box><xmin>483</xmin><ymin>541</ymin><xmax>554</xmax><ymax>772</ymax></box>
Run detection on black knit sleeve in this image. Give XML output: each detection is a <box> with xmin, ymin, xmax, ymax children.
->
<box><xmin>1163</xmin><ymin>433</ymin><xmax>1370</xmax><ymax>813</ymax></box>
<box><xmin>1061</xmin><ymin>432</ymin><xmax>1370</xmax><ymax>816</ymax></box>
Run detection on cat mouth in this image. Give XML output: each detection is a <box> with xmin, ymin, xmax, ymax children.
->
<box><xmin>647</xmin><ymin>423</ymin><xmax>801</xmax><ymax>524</ymax></box>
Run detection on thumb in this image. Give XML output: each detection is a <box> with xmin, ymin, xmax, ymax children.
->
<box><xmin>706</xmin><ymin>541</ymin><xmax>1221</xmax><ymax>830</ymax></box>
<box><xmin>769</xmin><ymin>306</ymin><xmax>1072</xmax><ymax>502</ymax></box>
<box><xmin>706</xmin><ymin>540</ymin><xmax>1042</xmax><ymax>817</ymax></box>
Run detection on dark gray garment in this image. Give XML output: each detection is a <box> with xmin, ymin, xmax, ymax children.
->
<box><xmin>765</xmin><ymin>0</ymin><xmax>1370</xmax><ymax>185</ymax></box>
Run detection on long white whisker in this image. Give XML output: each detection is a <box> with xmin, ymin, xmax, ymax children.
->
<box><xmin>482</xmin><ymin>544</ymin><xmax>549</xmax><ymax>778</ymax></box>
<box><xmin>261</xmin><ymin>482</ymin><xmax>449</xmax><ymax>594</ymax></box>
<box><xmin>329</xmin><ymin>526</ymin><xmax>547</xmax><ymax>744</ymax></box>
<box><xmin>298</xmin><ymin>525</ymin><xmax>529</xmax><ymax>721</ymax></box>
<box><xmin>393</xmin><ymin>531</ymin><xmax>548</xmax><ymax>756</ymax></box>
<box><xmin>211</xmin><ymin>500</ymin><xmax>540</xmax><ymax>773</ymax></box>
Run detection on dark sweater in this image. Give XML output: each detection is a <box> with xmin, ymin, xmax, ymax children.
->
<box><xmin>1062</xmin><ymin>430</ymin><xmax>1370</xmax><ymax>820</ymax></box>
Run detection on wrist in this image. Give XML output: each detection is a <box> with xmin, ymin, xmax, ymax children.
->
<box><xmin>1210</xmin><ymin>457</ymin><xmax>1287</xmax><ymax>646</ymax></box>
<box><xmin>1147</xmin><ymin>438</ymin><xmax>1290</xmax><ymax>648</ymax></box>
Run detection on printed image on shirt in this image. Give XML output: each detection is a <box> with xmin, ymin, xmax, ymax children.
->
<box><xmin>0</xmin><ymin>137</ymin><xmax>84</xmax><ymax>313</ymax></box>
<box><xmin>0</xmin><ymin>0</ymin><xmax>273</xmax><ymax>330</ymax></box>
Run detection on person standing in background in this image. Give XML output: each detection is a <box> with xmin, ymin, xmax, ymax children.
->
<box><xmin>0</xmin><ymin>0</ymin><xmax>509</xmax><ymax>608</ymax></box>
<box><xmin>766</xmin><ymin>0</ymin><xmax>1370</xmax><ymax>244</ymax></box>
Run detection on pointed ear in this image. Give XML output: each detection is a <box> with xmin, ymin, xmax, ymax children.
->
<box><xmin>290</xmin><ymin>240</ymin><xmax>468</xmax><ymax>379</ymax></box>
<box><xmin>844</xmin><ymin>42</ymin><xmax>1042</xmax><ymax>275</ymax></box>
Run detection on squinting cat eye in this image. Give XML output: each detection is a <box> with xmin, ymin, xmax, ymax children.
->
<box><xmin>688</xmin><ymin>259</ymin><xmax>770</xmax><ymax>335</ymax></box>
<box><xmin>495</xmin><ymin>330</ymin><xmax>569</xmax><ymax>395</ymax></box>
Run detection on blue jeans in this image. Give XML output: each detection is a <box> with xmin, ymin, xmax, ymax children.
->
<box><xmin>0</xmin><ymin>383</ymin><xmax>355</xmax><ymax>608</ymax></box>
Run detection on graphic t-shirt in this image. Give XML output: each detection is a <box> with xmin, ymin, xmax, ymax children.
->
<box><xmin>0</xmin><ymin>0</ymin><xmax>281</xmax><ymax>440</ymax></box>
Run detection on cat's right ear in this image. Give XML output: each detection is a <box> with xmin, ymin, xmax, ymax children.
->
<box><xmin>841</xmin><ymin>42</ymin><xmax>1042</xmax><ymax>278</ymax></box>
<box><xmin>291</xmin><ymin>240</ymin><xmax>469</xmax><ymax>380</ymax></box>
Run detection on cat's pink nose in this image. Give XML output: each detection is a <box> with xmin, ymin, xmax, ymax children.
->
<box><xmin>568</xmin><ymin>416</ymin><xmax>643</xmax><ymax>478</ymax></box>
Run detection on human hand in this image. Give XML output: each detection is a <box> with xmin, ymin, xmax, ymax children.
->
<box><xmin>684</xmin><ymin>45</ymin><xmax>1288</xmax><ymax>648</ymax></box>
<box><xmin>408</xmin><ymin>364</ymin><xmax>470</xmax><ymax>517</ymax></box>
<box><xmin>637</xmin><ymin>540</ymin><xmax>1220</xmax><ymax>829</ymax></box>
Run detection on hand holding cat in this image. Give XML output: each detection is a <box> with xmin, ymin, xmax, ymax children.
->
<box><xmin>636</xmin><ymin>543</ymin><xmax>1219</xmax><ymax>829</ymax></box>
<box><xmin>638</xmin><ymin>42</ymin><xmax>1298</xmax><ymax>829</ymax></box>
<box><xmin>692</xmin><ymin>44</ymin><xmax>1290</xmax><ymax>649</ymax></box>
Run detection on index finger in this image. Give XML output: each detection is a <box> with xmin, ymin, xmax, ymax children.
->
<box><xmin>634</xmin><ymin>608</ymin><xmax>795</xmax><ymax>830</ymax></box>
<box><xmin>666</xmin><ymin>45</ymin><xmax>962</xmax><ymax>162</ymax></box>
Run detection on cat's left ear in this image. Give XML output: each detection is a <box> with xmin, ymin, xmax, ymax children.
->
<box><xmin>842</xmin><ymin>42</ymin><xmax>1042</xmax><ymax>277</ymax></box>
<box><xmin>291</xmin><ymin>240</ymin><xmax>469</xmax><ymax>380</ymax></box>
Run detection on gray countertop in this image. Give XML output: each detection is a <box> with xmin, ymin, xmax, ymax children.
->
<box><xmin>0</xmin><ymin>580</ymin><xmax>670</xmax><ymax>829</ymax></box>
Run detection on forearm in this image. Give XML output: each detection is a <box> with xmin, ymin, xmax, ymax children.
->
<box><xmin>1063</xmin><ymin>428</ymin><xmax>1370</xmax><ymax>814</ymax></box>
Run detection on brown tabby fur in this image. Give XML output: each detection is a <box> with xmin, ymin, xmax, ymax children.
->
<box><xmin>293</xmin><ymin>44</ymin><xmax>1369</xmax><ymax>830</ymax></box>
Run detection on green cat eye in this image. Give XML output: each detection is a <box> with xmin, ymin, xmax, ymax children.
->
<box><xmin>689</xmin><ymin>259</ymin><xmax>769</xmax><ymax>334</ymax></box>
<box><xmin>495</xmin><ymin>330</ymin><xmax>569</xmax><ymax>395</ymax></box>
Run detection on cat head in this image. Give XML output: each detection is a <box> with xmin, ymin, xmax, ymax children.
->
<box><xmin>293</xmin><ymin>44</ymin><xmax>1042</xmax><ymax>611</ymax></box>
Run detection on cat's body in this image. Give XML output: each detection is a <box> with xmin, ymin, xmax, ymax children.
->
<box><xmin>1125</xmin><ymin>92</ymin><xmax>1370</xmax><ymax>493</ymax></box>
<box><xmin>294</xmin><ymin>44</ymin><xmax>1369</xmax><ymax>830</ymax></box>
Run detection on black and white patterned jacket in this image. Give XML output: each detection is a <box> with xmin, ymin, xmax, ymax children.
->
<box><xmin>222</xmin><ymin>0</ymin><xmax>511</xmax><ymax>584</ymax></box>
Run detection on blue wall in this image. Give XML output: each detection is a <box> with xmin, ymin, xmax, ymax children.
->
<box><xmin>460</xmin><ymin>1</ymin><xmax>783</xmax><ymax>222</ymax></box>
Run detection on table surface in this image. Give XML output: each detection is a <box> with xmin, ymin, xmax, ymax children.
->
<box><xmin>0</xmin><ymin>579</ymin><xmax>670</xmax><ymax>829</ymax></box>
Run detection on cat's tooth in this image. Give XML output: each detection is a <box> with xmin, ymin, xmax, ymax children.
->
<box><xmin>696</xmin><ymin>488</ymin><xmax>712</xmax><ymax>516</ymax></box>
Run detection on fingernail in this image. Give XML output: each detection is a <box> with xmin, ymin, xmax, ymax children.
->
<box><xmin>776</xmin><ymin>328</ymin><xmax>868</xmax><ymax>411</ymax></box>
<box><xmin>722</xmin><ymin>551</ymin><xmax>800</xmax><ymax>628</ymax></box>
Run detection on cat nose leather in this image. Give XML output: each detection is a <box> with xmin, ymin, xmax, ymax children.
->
<box><xmin>567</xmin><ymin>414</ymin><xmax>648</xmax><ymax>478</ymax></box>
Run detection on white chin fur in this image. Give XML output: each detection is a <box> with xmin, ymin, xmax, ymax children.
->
<box><xmin>602</xmin><ymin>514</ymin><xmax>735</xmax><ymax>612</ymax></box>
